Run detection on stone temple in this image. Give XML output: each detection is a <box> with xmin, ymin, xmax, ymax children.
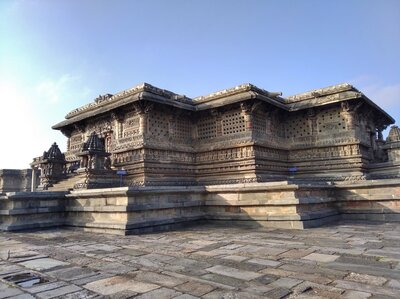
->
<box><xmin>1</xmin><ymin>82</ymin><xmax>400</xmax><ymax>234</ymax></box>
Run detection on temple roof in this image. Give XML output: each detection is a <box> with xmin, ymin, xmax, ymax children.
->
<box><xmin>52</xmin><ymin>82</ymin><xmax>394</xmax><ymax>130</ymax></box>
<box><xmin>82</xmin><ymin>132</ymin><xmax>105</xmax><ymax>152</ymax></box>
<box><xmin>42</xmin><ymin>142</ymin><xmax>64</xmax><ymax>162</ymax></box>
<box><xmin>285</xmin><ymin>83</ymin><xmax>394</xmax><ymax>122</ymax></box>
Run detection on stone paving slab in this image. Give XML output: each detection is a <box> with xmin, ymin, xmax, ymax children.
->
<box><xmin>83</xmin><ymin>276</ymin><xmax>159</xmax><ymax>295</ymax></box>
<box><xmin>35</xmin><ymin>284</ymin><xmax>82</xmax><ymax>299</ymax></box>
<box><xmin>21</xmin><ymin>282</ymin><xmax>67</xmax><ymax>295</ymax></box>
<box><xmin>174</xmin><ymin>281</ymin><xmax>215</xmax><ymax>297</ymax></box>
<box><xmin>0</xmin><ymin>282</ymin><xmax>24</xmax><ymax>298</ymax></box>
<box><xmin>205</xmin><ymin>265</ymin><xmax>262</xmax><ymax>281</ymax></box>
<box><xmin>0</xmin><ymin>221</ymin><xmax>400</xmax><ymax>298</ymax></box>
<box><xmin>303</xmin><ymin>253</ymin><xmax>340</xmax><ymax>263</ymax></box>
<box><xmin>18</xmin><ymin>258</ymin><xmax>69</xmax><ymax>271</ymax></box>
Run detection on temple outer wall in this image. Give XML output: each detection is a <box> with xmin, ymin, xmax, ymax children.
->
<box><xmin>1</xmin><ymin>179</ymin><xmax>400</xmax><ymax>234</ymax></box>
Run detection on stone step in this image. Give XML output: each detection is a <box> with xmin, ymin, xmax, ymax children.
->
<box><xmin>47</xmin><ymin>174</ymin><xmax>84</xmax><ymax>191</ymax></box>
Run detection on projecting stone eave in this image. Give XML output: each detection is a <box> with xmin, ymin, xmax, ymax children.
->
<box><xmin>52</xmin><ymin>83</ymin><xmax>196</xmax><ymax>130</ymax></box>
<box><xmin>65</xmin><ymin>82</ymin><xmax>193</xmax><ymax>119</ymax></box>
<box><xmin>286</xmin><ymin>83</ymin><xmax>395</xmax><ymax>125</ymax></box>
<box><xmin>52</xmin><ymin>82</ymin><xmax>289</xmax><ymax>130</ymax></box>
<box><xmin>193</xmin><ymin>83</ymin><xmax>288</xmax><ymax>111</ymax></box>
<box><xmin>360</xmin><ymin>94</ymin><xmax>395</xmax><ymax>125</ymax></box>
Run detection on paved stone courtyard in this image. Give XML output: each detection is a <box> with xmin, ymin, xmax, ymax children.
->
<box><xmin>0</xmin><ymin>222</ymin><xmax>399</xmax><ymax>299</ymax></box>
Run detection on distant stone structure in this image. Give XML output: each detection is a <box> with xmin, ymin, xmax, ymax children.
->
<box><xmin>1</xmin><ymin>82</ymin><xmax>399</xmax><ymax>234</ymax></box>
<box><xmin>0</xmin><ymin>169</ymin><xmax>33</xmax><ymax>194</ymax></box>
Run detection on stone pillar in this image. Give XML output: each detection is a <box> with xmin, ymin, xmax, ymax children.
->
<box><xmin>31</xmin><ymin>167</ymin><xmax>36</xmax><ymax>192</ymax></box>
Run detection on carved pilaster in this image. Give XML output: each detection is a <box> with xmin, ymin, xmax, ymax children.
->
<box><xmin>133</xmin><ymin>102</ymin><xmax>153</xmax><ymax>135</ymax></box>
<box><xmin>341</xmin><ymin>101</ymin><xmax>363</xmax><ymax>130</ymax></box>
<box><xmin>168</xmin><ymin>114</ymin><xmax>176</xmax><ymax>137</ymax></box>
<box><xmin>111</xmin><ymin>111</ymin><xmax>124</xmax><ymax>139</ymax></box>
<box><xmin>210</xmin><ymin>109</ymin><xmax>222</xmax><ymax>137</ymax></box>
<box><xmin>240</xmin><ymin>102</ymin><xmax>253</xmax><ymax>131</ymax></box>
<box><xmin>307</xmin><ymin>108</ymin><xmax>317</xmax><ymax>135</ymax></box>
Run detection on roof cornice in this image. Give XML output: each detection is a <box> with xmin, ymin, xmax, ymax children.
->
<box><xmin>53</xmin><ymin>82</ymin><xmax>395</xmax><ymax>130</ymax></box>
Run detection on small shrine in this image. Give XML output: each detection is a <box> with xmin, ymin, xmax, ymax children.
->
<box><xmin>32</xmin><ymin>142</ymin><xmax>65</xmax><ymax>190</ymax></box>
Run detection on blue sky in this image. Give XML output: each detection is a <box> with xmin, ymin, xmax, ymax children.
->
<box><xmin>1</xmin><ymin>0</ymin><xmax>399</xmax><ymax>168</ymax></box>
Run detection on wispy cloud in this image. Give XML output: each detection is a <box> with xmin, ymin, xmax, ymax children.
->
<box><xmin>35</xmin><ymin>74</ymin><xmax>80</xmax><ymax>103</ymax></box>
<box><xmin>350</xmin><ymin>76</ymin><xmax>400</xmax><ymax>122</ymax></box>
<box><xmin>0</xmin><ymin>73</ymin><xmax>92</xmax><ymax>168</ymax></box>
<box><xmin>362</xmin><ymin>83</ymin><xmax>400</xmax><ymax>110</ymax></box>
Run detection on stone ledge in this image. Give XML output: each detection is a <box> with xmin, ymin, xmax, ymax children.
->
<box><xmin>0</xmin><ymin>207</ymin><xmax>65</xmax><ymax>215</ymax></box>
<box><xmin>1</xmin><ymin>180</ymin><xmax>399</xmax><ymax>234</ymax></box>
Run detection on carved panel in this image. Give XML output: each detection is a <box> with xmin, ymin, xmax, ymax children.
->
<box><xmin>289</xmin><ymin>144</ymin><xmax>360</xmax><ymax>160</ymax></box>
<box><xmin>66</xmin><ymin>131</ymin><xmax>84</xmax><ymax>161</ymax></box>
<box><xmin>254</xmin><ymin>146</ymin><xmax>288</xmax><ymax>161</ymax></box>
<box><xmin>113</xmin><ymin>148</ymin><xmax>145</xmax><ymax>164</ymax></box>
<box><xmin>196</xmin><ymin>146</ymin><xmax>254</xmax><ymax>163</ymax></box>
<box><xmin>113</xmin><ymin>134</ymin><xmax>144</xmax><ymax>151</ymax></box>
<box><xmin>86</xmin><ymin>116</ymin><xmax>113</xmax><ymax>136</ymax></box>
<box><xmin>145</xmin><ymin>149</ymin><xmax>195</xmax><ymax>163</ymax></box>
<box><xmin>122</xmin><ymin>112</ymin><xmax>140</xmax><ymax>138</ymax></box>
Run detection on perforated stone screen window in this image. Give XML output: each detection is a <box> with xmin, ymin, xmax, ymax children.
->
<box><xmin>69</xmin><ymin>133</ymin><xmax>83</xmax><ymax>152</ymax></box>
<box><xmin>174</xmin><ymin>117</ymin><xmax>192</xmax><ymax>139</ymax></box>
<box><xmin>148</xmin><ymin>110</ymin><xmax>169</xmax><ymax>138</ymax></box>
<box><xmin>222</xmin><ymin>111</ymin><xmax>245</xmax><ymax>135</ymax></box>
<box><xmin>285</xmin><ymin>114</ymin><xmax>312</xmax><ymax>138</ymax></box>
<box><xmin>285</xmin><ymin>107</ymin><xmax>348</xmax><ymax>139</ymax></box>
<box><xmin>197</xmin><ymin>117</ymin><xmax>217</xmax><ymax>139</ymax></box>
<box><xmin>318</xmin><ymin>107</ymin><xmax>347</xmax><ymax>133</ymax></box>
<box><xmin>253</xmin><ymin>113</ymin><xmax>267</xmax><ymax>134</ymax></box>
